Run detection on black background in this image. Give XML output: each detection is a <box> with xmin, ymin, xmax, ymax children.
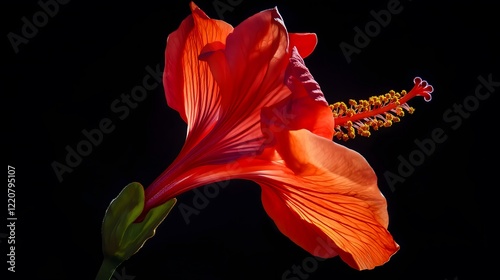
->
<box><xmin>3</xmin><ymin>0</ymin><xmax>498</xmax><ymax>279</ymax></box>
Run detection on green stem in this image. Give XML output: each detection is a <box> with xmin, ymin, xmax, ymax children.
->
<box><xmin>95</xmin><ymin>257</ymin><xmax>122</xmax><ymax>280</ymax></box>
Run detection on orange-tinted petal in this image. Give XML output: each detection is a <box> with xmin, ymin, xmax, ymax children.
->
<box><xmin>148</xmin><ymin>6</ymin><xmax>296</xmax><ymax>207</ymax></box>
<box><xmin>258</xmin><ymin>129</ymin><xmax>399</xmax><ymax>270</ymax></box>
<box><xmin>289</xmin><ymin>33</ymin><xmax>317</xmax><ymax>58</ymax></box>
<box><xmin>163</xmin><ymin>2</ymin><xmax>233</xmax><ymax>134</ymax></box>
<box><xmin>195</xmin><ymin>7</ymin><xmax>292</xmax><ymax>160</ymax></box>
<box><xmin>261</xmin><ymin>47</ymin><xmax>334</xmax><ymax>140</ymax></box>
<box><xmin>200</xmin><ymin>7</ymin><xmax>290</xmax><ymax>115</ymax></box>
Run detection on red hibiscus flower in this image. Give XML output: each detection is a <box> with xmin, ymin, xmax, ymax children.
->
<box><xmin>134</xmin><ymin>2</ymin><xmax>433</xmax><ymax>270</ymax></box>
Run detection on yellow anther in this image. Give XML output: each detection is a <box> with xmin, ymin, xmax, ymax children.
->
<box><xmin>348</xmin><ymin>127</ymin><xmax>355</xmax><ymax>138</ymax></box>
<box><xmin>360</xmin><ymin>130</ymin><xmax>371</xmax><ymax>137</ymax></box>
<box><xmin>395</xmin><ymin>107</ymin><xmax>405</xmax><ymax>116</ymax></box>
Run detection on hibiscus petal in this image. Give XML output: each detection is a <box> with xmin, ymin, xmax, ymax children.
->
<box><xmin>163</xmin><ymin>2</ymin><xmax>233</xmax><ymax>132</ymax></box>
<box><xmin>258</xmin><ymin>129</ymin><xmax>399</xmax><ymax>270</ymax></box>
<box><xmin>289</xmin><ymin>33</ymin><xmax>317</xmax><ymax>58</ymax></box>
<box><xmin>196</xmin><ymin>7</ymin><xmax>292</xmax><ymax>160</ymax></box>
<box><xmin>261</xmin><ymin>47</ymin><xmax>334</xmax><ymax>140</ymax></box>
<box><xmin>200</xmin><ymin>7</ymin><xmax>290</xmax><ymax>116</ymax></box>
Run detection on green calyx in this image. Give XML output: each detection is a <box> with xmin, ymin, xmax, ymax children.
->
<box><xmin>97</xmin><ymin>182</ymin><xmax>176</xmax><ymax>280</ymax></box>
